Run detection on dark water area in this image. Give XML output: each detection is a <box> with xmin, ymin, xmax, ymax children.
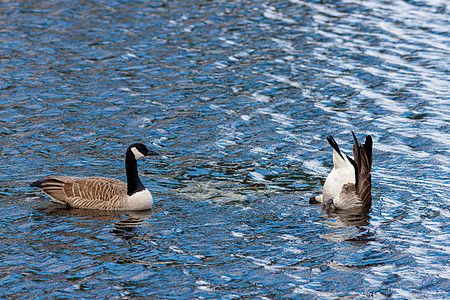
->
<box><xmin>1</xmin><ymin>0</ymin><xmax>449</xmax><ymax>298</ymax></box>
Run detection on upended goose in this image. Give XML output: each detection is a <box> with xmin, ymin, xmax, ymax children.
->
<box><xmin>309</xmin><ymin>132</ymin><xmax>373</xmax><ymax>212</ymax></box>
<box><xmin>30</xmin><ymin>143</ymin><xmax>159</xmax><ymax>210</ymax></box>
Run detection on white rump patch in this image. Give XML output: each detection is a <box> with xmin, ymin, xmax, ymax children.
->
<box><xmin>131</xmin><ymin>147</ymin><xmax>145</xmax><ymax>160</ymax></box>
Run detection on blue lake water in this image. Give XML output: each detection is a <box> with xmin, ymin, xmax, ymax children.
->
<box><xmin>1</xmin><ymin>0</ymin><xmax>449</xmax><ymax>298</ymax></box>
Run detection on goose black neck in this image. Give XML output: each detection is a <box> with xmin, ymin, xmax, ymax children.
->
<box><xmin>126</xmin><ymin>152</ymin><xmax>145</xmax><ymax>196</ymax></box>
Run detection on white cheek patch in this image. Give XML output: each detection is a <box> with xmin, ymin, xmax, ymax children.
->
<box><xmin>131</xmin><ymin>147</ymin><xmax>145</xmax><ymax>160</ymax></box>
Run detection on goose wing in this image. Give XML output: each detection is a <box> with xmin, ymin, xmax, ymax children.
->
<box><xmin>352</xmin><ymin>132</ymin><xmax>373</xmax><ymax>207</ymax></box>
<box><xmin>32</xmin><ymin>176</ymin><xmax>128</xmax><ymax>209</ymax></box>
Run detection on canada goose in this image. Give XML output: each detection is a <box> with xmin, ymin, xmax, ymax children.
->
<box><xmin>30</xmin><ymin>143</ymin><xmax>159</xmax><ymax>210</ymax></box>
<box><xmin>309</xmin><ymin>132</ymin><xmax>373</xmax><ymax>212</ymax></box>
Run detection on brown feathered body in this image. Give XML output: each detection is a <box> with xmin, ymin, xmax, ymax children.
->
<box><xmin>31</xmin><ymin>176</ymin><xmax>153</xmax><ymax>210</ymax></box>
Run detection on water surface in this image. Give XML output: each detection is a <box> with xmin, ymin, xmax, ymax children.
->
<box><xmin>1</xmin><ymin>0</ymin><xmax>449</xmax><ymax>298</ymax></box>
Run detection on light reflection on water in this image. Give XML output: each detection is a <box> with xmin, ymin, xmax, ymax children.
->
<box><xmin>1</xmin><ymin>0</ymin><xmax>449</xmax><ymax>298</ymax></box>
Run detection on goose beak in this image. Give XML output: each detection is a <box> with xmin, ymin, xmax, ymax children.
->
<box><xmin>146</xmin><ymin>149</ymin><xmax>159</xmax><ymax>156</ymax></box>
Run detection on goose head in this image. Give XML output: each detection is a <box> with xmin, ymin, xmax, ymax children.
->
<box><xmin>127</xmin><ymin>143</ymin><xmax>159</xmax><ymax>160</ymax></box>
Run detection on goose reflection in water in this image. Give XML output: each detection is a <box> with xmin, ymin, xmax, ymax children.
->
<box><xmin>35</xmin><ymin>204</ymin><xmax>158</xmax><ymax>240</ymax></box>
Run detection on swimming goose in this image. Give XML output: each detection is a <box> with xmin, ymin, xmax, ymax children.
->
<box><xmin>309</xmin><ymin>132</ymin><xmax>373</xmax><ymax>212</ymax></box>
<box><xmin>30</xmin><ymin>143</ymin><xmax>159</xmax><ymax>210</ymax></box>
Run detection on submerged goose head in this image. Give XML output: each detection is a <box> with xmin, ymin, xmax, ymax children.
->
<box><xmin>30</xmin><ymin>143</ymin><xmax>159</xmax><ymax>211</ymax></box>
<box><xmin>309</xmin><ymin>132</ymin><xmax>373</xmax><ymax>212</ymax></box>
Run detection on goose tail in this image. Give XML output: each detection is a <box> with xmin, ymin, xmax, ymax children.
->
<box><xmin>352</xmin><ymin>132</ymin><xmax>373</xmax><ymax>207</ymax></box>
